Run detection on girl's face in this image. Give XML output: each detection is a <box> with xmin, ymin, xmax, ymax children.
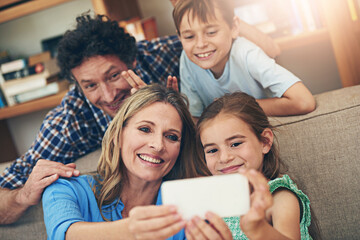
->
<box><xmin>120</xmin><ymin>102</ymin><xmax>183</xmax><ymax>184</ymax></box>
<box><xmin>200</xmin><ymin>113</ymin><xmax>272</xmax><ymax>175</ymax></box>
<box><xmin>179</xmin><ymin>8</ymin><xmax>238</xmax><ymax>79</ymax></box>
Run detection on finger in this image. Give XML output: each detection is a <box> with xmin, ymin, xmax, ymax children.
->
<box><xmin>132</xmin><ymin>210</ymin><xmax>183</xmax><ymax>232</ymax></box>
<box><xmin>37</xmin><ymin>173</ymin><xmax>60</xmax><ymax>189</ymax></box>
<box><xmin>171</xmin><ymin>76</ymin><xmax>179</xmax><ymax>92</ymax></box>
<box><xmin>121</xmin><ymin>70</ymin><xmax>137</xmax><ymax>88</ymax></box>
<box><xmin>32</xmin><ymin>160</ymin><xmax>80</xmax><ymax>179</ymax></box>
<box><xmin>127</xmin><ymin>70</ymin><xmax>147</xmax><ymax>88</ymax></box>
<box><xmin>129</xmin><ymin>205</ymin><xmax>178</xmax><ymax>220</ymax></box>
<box><xmin>185</xmin><ymin>219</ymin><xmax>206</xmax><ymax>240</ymax></box>
<box><xmin>192</xmin><ymin>216</ymin><xmax>221</xmax><ymax>240</ymax></box>
<box><xmin>206</xmin><ymin>212</ymin><xmax>233</xmax><ymax>239</ymax></box>
<box><xmin>166</xmin><ymin>76</ymin><xmax>179</xmax><ymax>92</ymax></box>
<box><xmin>138</xmin><ymin>220</ymin><xmax>186</xmax><ymax>240</ymax></box>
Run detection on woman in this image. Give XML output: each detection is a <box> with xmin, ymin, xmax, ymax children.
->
<box><xmin>42</xmin><ymin>84</ymin><xmax>211</xmax><ymax>240</ymax></box>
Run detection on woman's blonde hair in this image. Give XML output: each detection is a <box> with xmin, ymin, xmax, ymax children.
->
<box><xmin>196</xmin><ymin>92</ymin><xmax>284</xmax><ymax>180</ymax></box>
<box><xmin>94</xmin><ymin>84</ymin><xmax>211</xmax><ymax>218</ymax></box>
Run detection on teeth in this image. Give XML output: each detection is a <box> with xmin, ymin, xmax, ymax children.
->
<box><xmin>197</xmin><ymin>52</ymin><xmax>212</xmax><ymax>58</ymax></box>
<box><xmin>139</xmin><ymin>154</ymin><xmax>162</xmax><ymax>164</ymax></box>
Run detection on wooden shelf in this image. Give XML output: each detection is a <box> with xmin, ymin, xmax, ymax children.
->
<box><xmin>276</xmin><ymin>28</ymin><xmax>330</xmax><ymax>51</ymax></box>
<box><xmin>0</xmin><ymin>90</ymin><xmax>67</xmax><ymax>120</ymax></box>
<box><xmin>0</xmin><ymin>0</ymin><xmax>73</xmax><ymax>24</ymax></box>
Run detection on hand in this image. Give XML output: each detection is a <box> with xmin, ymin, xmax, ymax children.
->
<box><xmin>186</xmin><ymin>213</ymin><xmax>233</xmax><ymax>240</ymax></box>
<box><xmin>16</xmin><ymin>159</ymin><xmax>80</xmax><ymax>207</ymax></box>
<box><xmin>238</xmin><ymin>169</ymin><xmax>273</xmax><ymax>236</ymax></box>
<box><xmin>121</xmin><ymin>70</ymin><xmax>147</xmax><ymax>95</ymax></box>
<box><xmin>166</xmin><ymin>76</ymin><xmax>179</xmax><ymax>92</ymax></box>
<box><xmin>128</xmin><ymin>205</ymin><xmax>186</xmax><ymax>240</ymax></box>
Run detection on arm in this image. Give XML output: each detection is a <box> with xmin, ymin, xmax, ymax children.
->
<box><xmin>257</xmin><ymin>82</ymin><xmax>316</xmax><ymax>116</ymax></box>
<box><xmin>236</xmin><ymin>18</ymin><xmax>281</xmax><ymax>58</ymax></box>
<box><xmin>0</xmin><ymin>91</ymin><xmax>103</xmax><ymax>224</ymax></box>
<box><xmin>0</xmin><ymin>160</ymin><xmax>79</xmax><ymax>224</ymax></box>
<box><xmin>66</xmin><ymin>205</ymin><xmax>185</xmax><ymax>240</ymax></box>
<box><xmin>239</xmin><ymin>169</ymin><xmax>300</xmax><ymax>240</ymax></box>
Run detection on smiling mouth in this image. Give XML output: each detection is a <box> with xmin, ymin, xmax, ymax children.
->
<box><xmin>220</xmin><ymin>164</ymin><xmax>244</xmax><ymax>174</ymax></box>
<box><xmin>195</xmin><ymin>50</ymin><xmax>215</xmax><ymax>58</ymax></box>
<box><xmin>138</xmin><ymin>154</ymin><xmax>164</xmax><ymax>164</ymax></box>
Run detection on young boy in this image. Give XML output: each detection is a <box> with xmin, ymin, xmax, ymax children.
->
<box><xmin>173</xmin><ymin>0</ymin><xmax>316</xmax><ymax>119</ymax></box>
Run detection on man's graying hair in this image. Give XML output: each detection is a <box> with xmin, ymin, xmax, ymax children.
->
<box><xmin>57</xmin><ymin>13</ymin><xmax>137</xmax><ymax>82</ymax></box>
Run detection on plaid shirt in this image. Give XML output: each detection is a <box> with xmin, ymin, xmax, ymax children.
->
<box><xmin>0</xmin><ymin>35</ymin><xmax>183</xmax><ymax>189</ymax></box>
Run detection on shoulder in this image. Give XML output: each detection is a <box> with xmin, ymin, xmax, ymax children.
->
<box><xmin>136</xmin><ymin>35</ymin><xmax>182</xmax><ymax>52</ymax></box>
<box><xmin>43</xmin><ymin>175</ymin><xmax>95</xmax><ymax>201</ymax></box>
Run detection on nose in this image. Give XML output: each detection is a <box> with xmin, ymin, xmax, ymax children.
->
<box><xmin>196</xmin><ymin>35</ymin><xmax>208</xmax><ymax>48</ymax></box>
<box><xmin>100</xmin><ymin>83</ymin><xmax>116</xmax><ymax>103</ymax></box>
<box><xmin>219</xmin><ymin>149</ymin><xmax>234</xmax><ymax>164</ymax></box>
<box><xmin>149</xmin><ymin>134</ymin><xmax>165</xmax><ymax>152</ymax></box>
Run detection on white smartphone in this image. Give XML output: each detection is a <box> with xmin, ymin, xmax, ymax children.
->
<box><xmin>161</xmin><ymin>174</ymin><xmax>250</xmax><ymax>220</ymax></box>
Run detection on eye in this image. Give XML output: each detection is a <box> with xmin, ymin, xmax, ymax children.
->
<box><xmin>183</xmin><ymin>34</ymin><xmax>194</xmax><ymax>40</ymax></box>
<box><xmin>231</xmin><ymin>142</ymin><xmax>242</xmax><ymax>147</ymax></box>
<box><xmin>139</xmin><ymin>127</ymin><xmax>151</xmax><ymax>133</ymax></box>
<box><xmin>207</xmin><ymin>30</ymin><xmax>217</xmax><ymax>35</ymax></box>
<box><xmin>166</xmin><ymin>134</ymin><xmax>180</xmax><ymax>142</ymax></box>
<box><xmin>84</xmin><ymin>83</ymin><xmax>97</xmax><ymax>90</ymax></box>
<box><xmin>109</xmin><ymin>72</ymin><xmax>120</xmax><ymax>81</ymax></box>
<box><xmin>205</xmin><ymin>148</ymin><xmax>218</xmax><ymax>154</ymax></box>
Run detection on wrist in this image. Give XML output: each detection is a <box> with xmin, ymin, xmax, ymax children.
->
<box><xmin>242</xmin><ymin>219</ymin><xmax>270</xmax><ymax>240</ymax></box>
<box><xmin>14</xmin><ymin>187</ymin><xmax>33</xmax><ymax>209</ymax></box>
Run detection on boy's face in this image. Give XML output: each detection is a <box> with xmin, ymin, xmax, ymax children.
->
<box><xmin>179</xmin><ymin>8</ymin><xmax>238</xmax><ymax>78</ymax></box>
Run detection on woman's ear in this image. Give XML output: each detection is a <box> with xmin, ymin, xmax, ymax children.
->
<box><xmin>231</xmin><ymin>16</ymin><xmax>241</xmax><ymax>39</ymax></box>
<box><xmin>261</xmin><ymin>128</ymin><xmax>273</xmax><ymax>154</ymax></box>
<box><xmin>132</xmin><ymin>60</ymin><xmax>137</xmax><ymax>69</ymax></box>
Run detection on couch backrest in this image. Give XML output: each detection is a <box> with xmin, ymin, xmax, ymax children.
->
<box><xmin>270</xmin><ymin>85</ymin><xmax>360</xmax><ymax>240</ymax></box>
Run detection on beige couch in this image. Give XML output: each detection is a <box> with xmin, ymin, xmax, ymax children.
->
<box><xmin>0</xmin><ymin>85</ymin><xmax>359</xmax><ymax>239</ymax></box>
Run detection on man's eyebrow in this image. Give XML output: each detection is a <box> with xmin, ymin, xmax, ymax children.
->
<box><xmin>105</xmin><ymin>65</ymin><xmax>117</xmax><ymax>75</ymax></box>
<box><xmin>79</xmin><ymin>66</ymin><xmax>119</xmax><ymax>83</ymax></box>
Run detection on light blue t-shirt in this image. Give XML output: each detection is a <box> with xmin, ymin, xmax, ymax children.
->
<box><xmin>180</xmin><ymin>37</ymin><xmax>301</xmax><ymax>117</ymax></box>
<box><xmin>42</xmin><ymin>175</ymin><xmax>185</xmax><ymax>240</ymax></box>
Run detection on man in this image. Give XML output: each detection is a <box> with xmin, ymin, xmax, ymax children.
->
<box><xmin>0</xmin><ymin>7</ymin><xmax>280</xmax><ymax>224</ymax></box>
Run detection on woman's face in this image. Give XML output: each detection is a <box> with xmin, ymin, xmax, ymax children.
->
<box><xmin>120</xmin><ymin>102</ymin><xmax>183</xmax><ymax>184</ymax></box>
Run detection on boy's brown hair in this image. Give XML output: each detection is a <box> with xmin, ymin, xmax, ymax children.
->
<box><xmin>173</xmin><ymin>0</ymin><xmax>235</xmax><ymax>35</ymax></box>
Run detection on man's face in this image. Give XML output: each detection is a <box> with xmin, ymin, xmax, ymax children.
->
<box><xmin>71</xmin><ymin>55</ymin><xmax>132</xmax><ymax>118</ymax></box>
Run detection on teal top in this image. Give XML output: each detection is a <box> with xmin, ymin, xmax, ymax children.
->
<box><xmin>223</xmin><ymin>174</ymin><xmax>312</xmax><ymax>240</ymax></box>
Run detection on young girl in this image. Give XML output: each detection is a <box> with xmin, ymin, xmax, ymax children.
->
<box><xmin>188</xmin><ymin>92</ymin><xmax>319</xmax><ymax>239</ymax></box>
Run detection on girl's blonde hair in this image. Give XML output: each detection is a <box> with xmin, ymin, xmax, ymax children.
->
<box><xmin>196</xmin><ymin>92</ymin><xmax>284</xmax><ymax>179</ymax></box>
<box><xmin>94</xmin><ymin>84</ymin><xmax>211</xmax><ymax>219</ymax></box>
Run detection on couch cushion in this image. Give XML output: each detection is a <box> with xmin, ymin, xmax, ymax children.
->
<box><xmin>270</xmin><ymin>85</ymin><xmax>360</xmax><ymax>240</ymax></box>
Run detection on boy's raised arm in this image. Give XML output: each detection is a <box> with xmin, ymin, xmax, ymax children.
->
<box><xmin>236</xmin><ymin>17</ymin><xmax>281</xmax><ymax>58</ymax></box>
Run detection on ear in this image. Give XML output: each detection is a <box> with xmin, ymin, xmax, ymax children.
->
<box><xmin>261</xmin><ymin>128</ymin><xmax>273</xmax><ymax>154</ymax></box>
<box><xmin>231</xmin><ymin>16</ymin><xmax>241</xmax><ymax>39</ymax></box>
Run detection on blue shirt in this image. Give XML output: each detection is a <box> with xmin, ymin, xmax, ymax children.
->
<box><xmin>42</xmin><ymin>175</ymin><xmax>186</xmax><ymax>240</ymax></box>
<box><xmin>180</xmin><ymin>37</ymin><xmax>300</xmax><ymax>117</ymax></box>
<box><xmin>0</xmin><ymin>35</ymin><xmax>183</xmax><ymax>189</ymax></box>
